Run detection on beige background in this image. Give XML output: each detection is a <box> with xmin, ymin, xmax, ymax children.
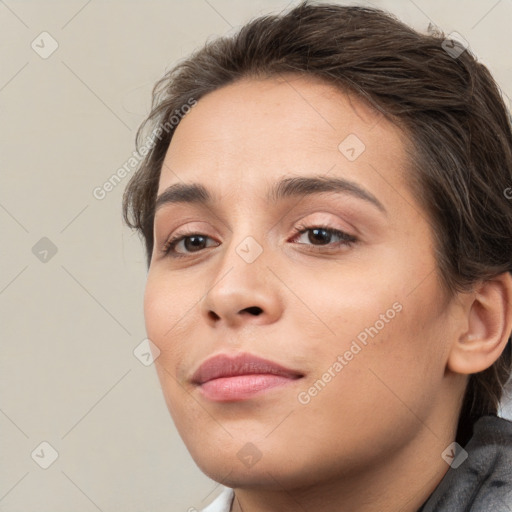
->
<box><xmin>1</xmin><ymin>0</ymin><xmax>512</xmax><ymax>510</ymax></box>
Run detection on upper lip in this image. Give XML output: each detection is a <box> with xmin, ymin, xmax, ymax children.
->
<box><xmin>191</xmin><ymin>352</ymin><xmax>303</xmax><ymax>385</ymax></box>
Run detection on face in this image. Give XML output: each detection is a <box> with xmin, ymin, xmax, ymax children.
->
<box><xmin>144</xmin><ymin>74</ymin><xmax>460</xmax><ymax>489</ymax></box>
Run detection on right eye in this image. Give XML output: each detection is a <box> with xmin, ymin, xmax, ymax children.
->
<box><xmin>161</xmin><ymin>232</ymin><xmax>219</xmax><ymax>257</ymax></box>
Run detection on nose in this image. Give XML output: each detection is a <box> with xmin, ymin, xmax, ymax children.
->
<box><xmin>200</xmin><ymin>238</ymin><xmax>283</xmax><ymax>328</ymax></box>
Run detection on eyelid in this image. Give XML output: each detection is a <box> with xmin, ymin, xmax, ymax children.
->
<box><xmin>156</xmin><ymin>219</ymin><xmax>213</xmax><ymax>248</ymax></box>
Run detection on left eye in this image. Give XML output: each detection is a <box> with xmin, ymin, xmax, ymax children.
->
<box><xmin>290</xmin><ymin>225</ymin><xmax>357</xmax><ymax>248</ymax></box>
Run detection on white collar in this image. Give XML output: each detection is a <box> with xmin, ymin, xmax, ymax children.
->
<box><xmin>201</xmin><ymin>486</ymin><xmax>234</xmax><ymax>512</ymax></box>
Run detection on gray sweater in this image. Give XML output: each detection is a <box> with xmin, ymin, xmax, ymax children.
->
<box><xmin>418</xmin><ymin>415</ymin><xmax>512</xmax><ymax>511</ymax></box>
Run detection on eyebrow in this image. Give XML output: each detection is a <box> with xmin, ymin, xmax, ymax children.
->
<box><xmin>154</xmin><ymin>175</ymin><xmax>386</xmax><ymax>214</ymax></box>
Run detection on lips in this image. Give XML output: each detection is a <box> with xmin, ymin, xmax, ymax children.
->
<box><xmin>192</xmin><ymin>352</ymin><xmax>302</xmax><ymax>383</ymax></box>
<box><xmin>191</xmin><ymin>352</ymin><xmax>303</xmax><ymax>401</ymax></box>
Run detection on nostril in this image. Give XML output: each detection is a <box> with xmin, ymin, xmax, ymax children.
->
<box><xmin>208</xmin><ymin>311</ymin><xmax>221</xmax><ymax>321</ymax></box>
<box><xmin>243</xmin><ymin>306</ymin><xmax>263</xmax><ymax>316</ymax></box>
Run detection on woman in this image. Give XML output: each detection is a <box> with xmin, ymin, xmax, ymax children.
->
<box><xmin>123</xmin><ymin>2</ymin><xmax>512</xmax><ymax>510</ymax></box>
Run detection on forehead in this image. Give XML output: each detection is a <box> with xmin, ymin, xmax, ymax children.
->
<box><xmin>158</xmin><ymin>74</ymin><xmax>408</xmax><ymax>205</ymax></box>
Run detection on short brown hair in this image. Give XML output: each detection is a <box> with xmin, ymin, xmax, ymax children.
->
<box><xmin>122</xmin><ymin>0</ymin><xmax>512</xmax><ymax>446</ymax></box>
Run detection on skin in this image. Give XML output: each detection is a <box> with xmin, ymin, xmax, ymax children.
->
<box><xmin>144</xmin><ymin>74</ymin><xmax>512</xmax><ymax>512</ymax></box>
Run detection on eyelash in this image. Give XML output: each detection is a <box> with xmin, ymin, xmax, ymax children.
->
<box><xmin>160</xmin><ymin>224</ymin><xmax>357</xmax><ymax>258</ymax></box>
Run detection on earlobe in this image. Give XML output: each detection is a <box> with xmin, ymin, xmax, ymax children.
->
<box><xmin>447</xmin><ymin>272</ymin><xmax>512</xmax><ymax>375</ymax></box>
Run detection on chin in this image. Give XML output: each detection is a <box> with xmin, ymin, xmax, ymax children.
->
<box><xmin>188</xmin><ymin>440</ymin><xmax>321</xmax><ymax>492</ymax></box>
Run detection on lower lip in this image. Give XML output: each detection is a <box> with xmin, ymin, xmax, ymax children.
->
<box><xmin>198</xmin><ymin>374</ymin><xmax>299</xmax><ymax>401</ymax></box>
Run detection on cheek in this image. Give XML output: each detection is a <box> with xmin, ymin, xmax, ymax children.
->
<box><xmin>144</xmin><ymin>268</ymin><xmax>190</xmax><ymax>335</ymax></box>
<box><xmin>289</xmin><ymin>299</ymin><xmax>447</xmax><ymax>468</ymax></box>
<box><xmin>324</xmin><ymin>284</ymin><xmax>446</xmax><ymax>416</ymax></box>
<box><xmin>291</xmin><ymin>265</ymin><xmax>404</xmax><ymax>354</ymax></box>
<box><xmin>143</xmin><ymin>274</ymin><xmax>201</xmax><ymax>427</ymax></box>
<box><xmin>143</xmin><ymin>272</ymin><xmax>195</xmax><ymax>374</ymax></box>
<box><xmin>296</xmin><ymin>258</ymin><xmax>447</xmax><ymax>403</ymax></box>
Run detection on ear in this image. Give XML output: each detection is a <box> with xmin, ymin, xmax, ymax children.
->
<box><xmin>447</xmin><ymin>272</ymin><xmax>512</xmax><ymax>375</ymax></box>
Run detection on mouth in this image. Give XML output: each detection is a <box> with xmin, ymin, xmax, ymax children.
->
<box><xmin>191</xmin><ymin>352</ymin><xmax>304</xmax><ymax>402</ymax></box>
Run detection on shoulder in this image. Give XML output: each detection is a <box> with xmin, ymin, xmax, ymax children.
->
<box><xmin>420</xmin><ymin>415</ymin><xmax>512</xmax><ymax>511</ymax></box>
